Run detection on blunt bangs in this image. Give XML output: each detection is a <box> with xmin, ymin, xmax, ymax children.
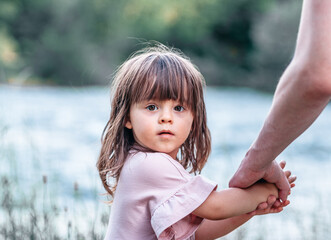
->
<box><xmin>128</xmin><ymin>52</ymin><xmax>204</xmax><ymax>112</ymax></box>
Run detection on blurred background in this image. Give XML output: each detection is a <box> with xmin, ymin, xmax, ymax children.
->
<box><xmin>0</xmin><ymin>0</ymin><xmax>301</xmax><ymax>90</ymax></box>
<box><xmin>1</xmin><ymin>0</ymin><xmax>331</xmax><ymax>239</ymax></box>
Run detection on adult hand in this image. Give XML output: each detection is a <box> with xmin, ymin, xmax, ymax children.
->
<box><xmin>229</xmin><ymin>158</ymin><xmax>291</xmax><ymax>202</ymax></box>
<box><xmin>249</xmin><ymin>163</ymin><xmax>296</xmax><ymax>215</ymax></box>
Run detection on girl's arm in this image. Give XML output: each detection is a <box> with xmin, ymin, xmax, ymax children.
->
<box><xmin>195</xmin><ymin>214</ymin><xmax>252</xmax><ymax>240</ymax></box>
<box><xmin>192</xmin><ymin>182</ymin><xmax>277</xmax><ymax>220</ymax></box>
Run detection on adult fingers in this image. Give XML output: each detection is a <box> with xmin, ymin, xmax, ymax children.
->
<box><xmin>285</xmin><ymin>170</ymin><xmax>291</xmax><ymax>178</ymax></box>
<box><xmin>276</xmin><ymin>173</ymin><xmax>291</xmax><ymax>202</ymax></box>
<box><xmin>279</xmin><ymin>160</ymin><xmax>286</xmax><ymax>169</ymax></box>
<box><xmin>288</xmin><ymin>175</ymin><xmax>297</xmax><ymax>184</ymax></box>
<box><xmin>265</xmin><ymin>161</ymin><xmax>290</xmax><ymax>202</ymax></box>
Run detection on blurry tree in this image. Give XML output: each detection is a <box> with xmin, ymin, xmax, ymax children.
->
<box><xmin>120</xmin><ymin>0</ymin><xmax>275</xmax><ymax>86</ymax></box>
<box><xmin>0</xmin><ymin>1</ymin><xmax>20</xmax><ymax>83</ymax></box>
<box><xmin>0</xmin><ymin>0</ymin><xmax>301</xmax><ymax>90</ymax></box>
<box><xmin>249</xmin><ymin>1</ymin><xmax>301</xmax><ymax>91</ymax></box>
<box><xmin>0</xmin><ymin>0</ymin><xmax>130</xmax><ymax>85</ymax></box>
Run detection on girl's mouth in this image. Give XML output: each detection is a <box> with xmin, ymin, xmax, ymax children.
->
<box><xmin>158</xmin><ymin>130</ymin><xmax>174</xmax><ymax>135</ymax></box>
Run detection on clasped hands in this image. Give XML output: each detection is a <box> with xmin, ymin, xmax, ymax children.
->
<box><xmin>231</xmin><ymin>160</ymin><xmax>296</xmax><ymax>216</ymax></box>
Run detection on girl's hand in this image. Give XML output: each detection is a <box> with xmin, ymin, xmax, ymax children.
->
<box><xmin>250</xmin><ymin>196</ymin><xmax>290</xmax><ymax>216</ymax></box>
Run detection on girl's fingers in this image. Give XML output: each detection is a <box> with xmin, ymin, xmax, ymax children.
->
<box><xmin>248</xmin><ymin>210</ymin><xmax>257</xmax><ymax>216</ymax></box>
<box><xmin>280</xmin><ymin>200</ymin><xmax>290</xmax><ymax>207</ymax></box>
<box><xmin>257</xmin><ymin>202</ymin><xmax>268</xmax><ymax>210</ymax></box>
<box><xmin>273</xmin><ymin>200</ymin><xmax>281</xmax><ymax>208</ymax></box>
<box><xmin>274</xmin><ymin>207</ymin><xmax>283</xmax><ymax>213</ymax></box>
<box><xmin>283</xmin><ymin>200</ymin><xmax>290</xmax><ymax>207</ymax></box>
<box><xmin>267</xmin><ymin>195</ymin><xmax>277</xmax><ymax>206</ymax></box>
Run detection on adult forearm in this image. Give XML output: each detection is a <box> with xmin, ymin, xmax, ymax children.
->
<box><xmin>248</xmin><ymin>60</ymin><xmax>331</xmax><ymax>168</ymax></box>
<box><xmin>230</xmin><ymin>0</ymin><xmax>331</xmax><ymax>201</ymax></box>
<box><xmin>247</xmin><ymin>0</ymin><xmax>331</xmax><ymax>169</ymax></box>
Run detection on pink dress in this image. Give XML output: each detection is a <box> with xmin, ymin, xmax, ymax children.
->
<box><xmin>104</xmin><ymin>151</ymin><xmax>217</xmax><ymax>240</ymax></box>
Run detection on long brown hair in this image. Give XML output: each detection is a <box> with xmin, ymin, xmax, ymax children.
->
<box><xmin>97</xmin><ymin>44</ymin><xmax>211</xmax><ymax>198</ymax></box>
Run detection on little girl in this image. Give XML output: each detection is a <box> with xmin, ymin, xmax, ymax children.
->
<box><xmin>97</xmin><ymin>45</ymin><xmax>296</xmax><ymax>240</ymax></box>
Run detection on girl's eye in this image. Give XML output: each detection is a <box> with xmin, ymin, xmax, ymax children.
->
<box><xmin>174</xmin><ymin>105</ymin><xmax>184</xmax><ymax>112</ymax></box>
<box><xmin>146</xmin><ymin>105</ymin><xmax>158</xmax><ymax>111</ymax></box>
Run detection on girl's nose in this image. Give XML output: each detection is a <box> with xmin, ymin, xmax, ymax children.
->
<box><xmin>159</xmin><ymin>109</ymin><xmax>173</xmax><ymax>124</ymax></box>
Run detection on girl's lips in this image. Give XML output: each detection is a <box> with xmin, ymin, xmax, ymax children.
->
<box><xmin>158</xmin><ymin>130</ymin><xmax>174</xmax><ymax>135</ymax></box>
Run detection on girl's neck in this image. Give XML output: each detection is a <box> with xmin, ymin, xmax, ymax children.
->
<box><xmin>131</xmin><ymin>143</ymin><xmax>155</xmax><ymax>153</ymax></box>
<box><xmin>130</xmin><ymin>143</ymin><xmax>179</xmax><ymax>160</ymax></box>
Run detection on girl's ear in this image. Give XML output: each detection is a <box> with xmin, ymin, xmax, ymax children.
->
<box><xmin>125</xmin><ymin>117</ymin><xmax>133</xmax><ymax>129</ymax></box>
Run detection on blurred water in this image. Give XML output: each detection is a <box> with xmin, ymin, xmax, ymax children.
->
<box><xmin>1</xmin><ymin>85</ymin><xmax>330</xmax><ymax>239</ymax></box>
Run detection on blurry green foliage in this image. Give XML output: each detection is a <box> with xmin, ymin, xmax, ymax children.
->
<box><xmin>250</xmin><ymin>1</ymin><xmax>301</xmax><ymax>91</ymax></box>
<box><xmin>0</xmin><ymin>0</ymin><xmax>301</xmax><ymax>90</ymax></box>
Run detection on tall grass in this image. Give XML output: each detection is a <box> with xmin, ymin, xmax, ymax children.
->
<box><xmin>0</xmin><ymin>122</ymin><xmax>109</xmax><ymax>240</ymax></box>
<box><xmin>0</xmin><ymin>174</ymin><xmax>109</xmax><ymax>240</ymax></box>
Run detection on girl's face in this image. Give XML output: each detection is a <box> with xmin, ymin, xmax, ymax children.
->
<box><xmin>125</xmin><ymin>99</ymin><xmax>193</xmax><ymax>159</ymax></box>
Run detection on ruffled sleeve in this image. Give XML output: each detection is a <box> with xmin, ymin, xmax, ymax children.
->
<box><xmin>151</xmin><ymin>175</ymin><xmax>217</xmax><ymax>240</ymax></box>
<box><xmin>131</xmin><ymin>152</ymin><xmax>217</xmax><ymax>240</ymax></box>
